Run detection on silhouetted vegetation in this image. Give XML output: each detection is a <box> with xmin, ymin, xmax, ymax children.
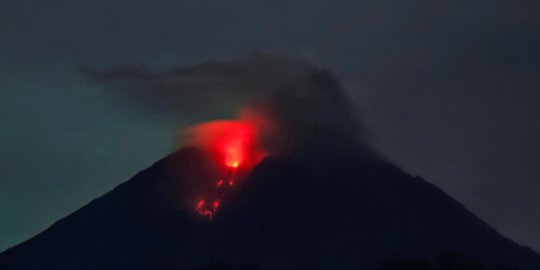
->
<box><xmin>375</xmin><ymin>250</ymin><xmax>520</xmax><ymax>270</ymax></box>
<box><xmin>196</xmin><ymin>261</ymin><xmax>233</xmax><ymax>270</ymax></box>
<box><xmin>436</xmin><ymin>250</ymin><xmax>485</xmax><ymax>270</ymax></box>
<box><xmin>376</xmin><ymin>257</ymin><xmax>432</xmax><ymax>270</ymax></box>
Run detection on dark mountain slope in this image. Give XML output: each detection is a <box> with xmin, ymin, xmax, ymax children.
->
<box><xmin>1</xmin><ymin>144</ymin><xmax>539</xmax><ymax>270</ymax></box>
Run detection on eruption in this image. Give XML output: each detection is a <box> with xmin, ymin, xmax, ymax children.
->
<box><xmin>86</xmin><ymin>54</ymin><xmax>371</xmax><ymax>219</ymax></box>
<box><xmin>183</xmin><ymin>117</ymin><xmax>270</xmax><ymax>219</ymax></box>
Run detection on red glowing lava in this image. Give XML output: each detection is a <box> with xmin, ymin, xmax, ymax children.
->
<box><xmin>184</xmin><ymin>118</ymin><xmax>269</xmax><ymax>219</ymax></box>
<box><xmin>185</xmin><ymin>120</ymin><xmax>266</xmax><ymax>171</ymax></box>
<box><xmin>195</xmin><ymin>165</ymin><xmax>239</xmax><ymax>219</ymax></box>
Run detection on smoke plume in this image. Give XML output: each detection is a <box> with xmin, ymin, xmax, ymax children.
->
<box><xmin>84</xmin><ymin>54</ymin><xmax>373</xmax><ymax>161</ymax></box>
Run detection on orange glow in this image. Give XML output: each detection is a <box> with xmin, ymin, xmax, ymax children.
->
<box><xmin>218</xmin><ymin>122</ymin><xmax>255</xmax><ymax>168</ymax></box>
<box><xmin>183</xmin><ymin>120</ymin><xmax>267</xmax><ymax>170</ymax></box>
<box><xmin>182</xmin><ymin>109</ymin><xmax>278</xmax><ymax>219</ymax></box>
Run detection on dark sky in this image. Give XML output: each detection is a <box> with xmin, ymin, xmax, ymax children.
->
<box><xmin>1</xmin><ymin>0</ymin><xmax>539</xmax><ymax>253</ymax></box>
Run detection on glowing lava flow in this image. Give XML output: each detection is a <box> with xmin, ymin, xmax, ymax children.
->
<box><xmin>186</xmin><ymin>120</ymin><xmax>266</xmax><ymax>219</ymax></box>
<box><xmin>195</xmin><ymin>164</ymin><xmax>238</xmax><ymax>219</ymax></box>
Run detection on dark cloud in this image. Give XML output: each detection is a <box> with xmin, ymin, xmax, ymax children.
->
<box><xmin>81</xmin><ymin>55</ymin><xmax>319</xmax><ymax>121</ymax></box>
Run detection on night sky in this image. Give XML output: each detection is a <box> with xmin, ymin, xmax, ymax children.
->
<box><xmin>1</xmin><ymin>0</ymin><xmax>539</xmax><ymax>253</ymax></box>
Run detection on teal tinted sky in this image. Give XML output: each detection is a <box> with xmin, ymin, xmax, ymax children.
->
<box><xmin>1</xmin><ymin>0</ymin><xmax>539</xmax><ymax>252</ymax></box>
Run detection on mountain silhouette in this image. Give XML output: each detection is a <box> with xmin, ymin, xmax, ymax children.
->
<box><xmin>2</xmin><ymin>59</ymin><xmax>539</xmax><ymax>269</ymax></box>
<box><xmin>1</xmin><ymin>142</ymin><xmax>539</xmax><ymax>270</ymax></box>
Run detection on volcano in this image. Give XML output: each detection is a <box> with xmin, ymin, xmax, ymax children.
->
<box><xmin>2</xmin><ymin>57</ymin><xmax>540</xmax><ymax>269</ymax></box>
<box><xmin>1</xmin><ymin>143</ymin><xmax>540</xmax><ymax>270</ymax></box>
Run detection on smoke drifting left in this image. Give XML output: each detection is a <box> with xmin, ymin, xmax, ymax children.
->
<box><xmin>83</xmin><ymin>55</ymin><xmax>317</xmax><ymax>123</ymax></box>
<box><xmin>84</xmin><ymin>54</ymin><xmax>371</xmax><ymax>154</ymax></box>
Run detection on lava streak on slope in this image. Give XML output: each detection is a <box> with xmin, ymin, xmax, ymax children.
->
<box><xmin>181</xmin><ymin>118</ymin><xmax>269</xmax><ymax>219</ymax></box>
<box><xmin>195</xmin><ymin>165</ymin><xmax>238</xmax><ymax>219</ymax></box>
